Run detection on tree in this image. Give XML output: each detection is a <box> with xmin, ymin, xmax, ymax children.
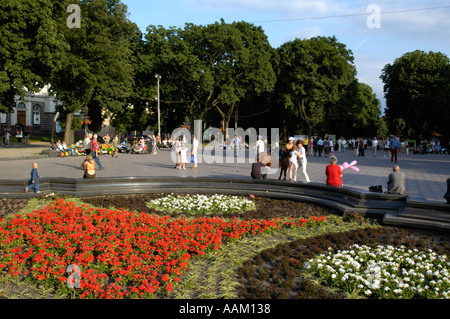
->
<box><xmin>0</xmin><ymin>0</ymin><xmax>68</xmax><ymax>112</ymax></box>
<box><xmin>140</xmin><ymin>20</ymin><xmax>276</xmax><ymax>132</ymax></box>
<box><xmin>275</xmin><ymin>36</ymin><xmax>356</xmax><ymax>137</ymax></box>
<box><xmin>328</xmin><ymin>80</ymin><xmax>382</xmax><ymax>137</ymax></box>
<box><xmin>50</xmin><ymin>0</ymin><xmax>137</xmax><ymax>144</ymax></box>
<box><xmin>381</xmin><ymin>50</ymin><xmax>450</xmax><ymax>141</ymax></box>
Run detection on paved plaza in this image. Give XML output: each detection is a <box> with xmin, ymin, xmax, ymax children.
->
<box><xmin>0</xmin><ymin>142</ymin><xmax>449</xmax><ymax>204</ymax></box>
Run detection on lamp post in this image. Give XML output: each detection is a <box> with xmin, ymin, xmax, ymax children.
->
<box><xmin>82</xmin><ymin>106</ymin><xmax>90</xmax><ymax>135</ymax></box>
<box><xmin>155</xmin><ymin>73</ymin><xmax>161</xmax><ymax>137</ymax></box>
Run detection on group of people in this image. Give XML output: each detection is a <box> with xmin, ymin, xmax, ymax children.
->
<box><xmin>249</xmin><ymin>136</ymin><xmax>410</xmax><ymax>196</ymax></box>
<box><xmin>284</xmin><ymin>137</ymin><xmax>310</xmax><ymax>182</ymax></box>
<box><xmin>311</xmin><ymin>135</ymin><xmax>405</xmax><ymax>164</ymax></box>
<box><xmin>173</xmin><ymin>135</ymin><xmax>199</xmax><ymax>170</ymax></box>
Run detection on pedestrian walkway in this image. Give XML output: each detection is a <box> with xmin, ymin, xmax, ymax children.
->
<box><xmin>0</xmin><ymin>144</ymin><xmax>449</xmax><ymax>204</ymax></box>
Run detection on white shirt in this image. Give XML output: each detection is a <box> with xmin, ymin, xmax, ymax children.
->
<box><xmin>192</xmin><ymin>138</ymin><xmax>199</xmax><ymax>152</ymax></box>
<box><xmin>289</xmin><ymin>150</ymin><xmax>299</xmax><ymax>162</ymax></box>
<box><xmin>298</xmin><ymin>146</ymin><xmax>306</xmax><ymax>160</ymax></box>
<box><xmin>256</xmin><ymin>139</ymin><xmax>264</xmax><ymax>153</ymax></box>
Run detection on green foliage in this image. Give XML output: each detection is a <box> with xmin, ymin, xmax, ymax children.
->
<box><xmin>275</xmin><ymin>36</ymin><xmax>356</xmax><ymax>136</ymax></box>
<box><xmin>0</xmin><ymin>0</ymin><xmax>68</xmax><ymax>112</ymax></box>
<box><xmin>49</xmin><ymin>0</ymin><xmax>137</xmax><ymax>143</ymax></box>
<box><xmin>137</xmin><ymin>20</ymin><xmax>276</xmax><ymax>133</ymax></box>
<box><xmin>381</xmin><ymin>50</ymin><xmax>450</xmax><ymax>141</ymax></box>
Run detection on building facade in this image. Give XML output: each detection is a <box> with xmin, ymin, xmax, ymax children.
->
<box><xmin>1</xmin><ymin>86</ymin><xmax>61</xmax><ymax>138</ymax></box>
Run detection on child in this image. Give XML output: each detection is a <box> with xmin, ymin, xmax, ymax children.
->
<box><xmin>180</xmin><ymin>141</ymin><xmax>188</xmax><ymax>170</ymax></box>
<box><xmin>25</xmin><ymin>162</ymin><xmax>41</xmax><ymax>193</ymax></box>
<box><xmin>288</xmin><ymin>145</ymin><xmax>300</xmax><ymax>181</ymax></box>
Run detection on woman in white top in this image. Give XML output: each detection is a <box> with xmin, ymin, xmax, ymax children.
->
<box><xmin>173</xmin><ymin>136</ymin><xmax>182</xmax><ymax>168</ymax></box>
<box><xmin>297</xmin><ymin>141</ymin><xmax>310</xmax><ymax>182</ymax></box>
<box><xmin>180</xmin><ymin>141</ymin><xmax>188</xmax><ymax>169</ymax></box>
<box><xmin>288</xmin><ymin>145</ymin><xmax>300</xmax><ymax>181</ymax></box>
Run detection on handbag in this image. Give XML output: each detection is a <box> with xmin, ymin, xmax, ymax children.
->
<box><xmin>191</xmin><ymin>154</ymin><xmax>195</xmax><ymax>163</ymax></box>
<box><xmin>369</xmin><ymin>185</ymin><xmax>383</xmax><ymax>193</ymax></box>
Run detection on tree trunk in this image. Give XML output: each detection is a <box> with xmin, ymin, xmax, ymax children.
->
<box><xmin>300</xmin><ymin>99</ymin><xmax>313</xmax><ymax>137</ymax></box>
<box><xmin>64</xmin><ymin>112</ymin><xmax>75</xmax><ymax>145</ymax></box>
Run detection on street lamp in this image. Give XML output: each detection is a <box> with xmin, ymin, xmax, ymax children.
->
<box><xmin>155</xmin><ymin>73</ymin><xmax>161</xmax><ymax>137</ymax></box>
<box><xmin>82</xmin><ymin>106</ymin><xmax>91</xmax><ymax>135</ymax></box>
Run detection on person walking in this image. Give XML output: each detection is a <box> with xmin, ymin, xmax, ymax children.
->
<box><xmin>256</xmin><ymin>135</ymin><xmax>265</xmax><ymax>158</ymax></box>
<box><xmin>384</xmin><ymin>137</ymin><xmax>390</xmax><ymax>158</ymax></box>
<box><xmin>112</xmin><ymin>134</ymin><xmax>119</xmax><ymax>158</ymax></box>
<box><xmin>233</xmin><ymin>134</ymin><xmax>240</xmax><ymax>157</ymax></box>
<box><xmin>288</xmin><ymin>145</ymin><xmax>300</xmax><ymax>181</ymax></box>
<box><xmin>317</xmin><ymin>137</ymin><xmax>324</xmax><ymax>157</ymax></box>
<box><xmin>25</xmin><ymin>162</ymin><xmax>41</xmax><ymax>193</ymax></box>
<box><xmin>84</xmin><ymin>133</ymin><xmax>92</xmax><ymax>155</ymax></box>
<box><xmin>358</xmin><ymin>137</ymin><xmax>365</xmax><ymax>157</ymax></box>
<box><xmin>390</xmin><ymin>135</ymin><xmax>399</xmax><ymax>163</ymax></box>
<box><xmin>297</xmin><ymin>141</ymin><xmax>310</xmax><ymax>183</ymax></box>
<box><xmin>191</xmin><ymin>135</ymin><xmax>199</xmax><ymax>169</ymax></box>
<box><xmin>173</xmin><ymin>136</ymin><xmax>182</xmax><ymax>169</ymax></box>
<box><xmin>180</xmin><ymin>139</ymin><xmax>188</xmax><ymax>170</ymax></box>
<box><xmin>3</xmin><ymin>131</ymin><xmax>10</xmax><ymax>147</ymax></box>
<box><xmin>372</xmin><ymin>137</ymin><xmax>378</xmax><ymax>157</ymax></box>
<box><xmin>90</xmin><ymin>134</ymin><xmax>104</xmax><ymax>170</ymax></box>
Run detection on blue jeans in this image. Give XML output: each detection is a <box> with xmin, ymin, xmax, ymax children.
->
<box><xmin>92</xmin><ymin>152</ymin><xmax>103</xmax><ymax>169</ymax></box>
<box><xmin>27</xmin><ymin>181</ymin><xmax>40</xmax><ymax>192</ymax></box>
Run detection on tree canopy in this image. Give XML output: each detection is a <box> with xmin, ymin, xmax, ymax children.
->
<box><xmin>275</xmin><ymin>36</ymin><xmax>356</xmax><ymax>137</ymax></box>
<box><xmin>381</xmin><ymin>50</ymin><xmax>450</xmax><ymax>141</ymax></box>
<box><xmin>49</xmin><ymin>0</ymin><xmax>138</xmax><ymax>143</ymax></box>
<box><xmin>0</xmin><ymin>0</ymin><xmax>68</xmax><ymax>112</ymax></box>
<box><xmin>1</xmin><ymin>1</ymin><xmax>397</xmax><ymax>142</ymax></box>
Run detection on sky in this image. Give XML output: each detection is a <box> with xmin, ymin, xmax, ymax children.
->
<box><xmin>121</xmin><ymin>0</ymin><xmax>450</xmax><ymax>112</ymax></box>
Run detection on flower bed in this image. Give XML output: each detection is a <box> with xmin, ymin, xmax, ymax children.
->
<box><xmin>238</xmin><ymin>226</ymin><xmax>450</xmax><ymax>299</ymax></box>
<box><xmin>0</xmin><ymin>198</ymin><xmax>326</xmax><ymax>299</ymax></box>
<box><xmin>304</xmin><ymin>244</ymin><xmax>450</xmax><ymax>299</ymax></box>
<box><xmin>147</xmin><ymin>193</ymin><xmax>256</xmax><ymax>215</ymax></box>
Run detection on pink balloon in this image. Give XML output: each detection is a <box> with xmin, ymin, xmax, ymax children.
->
<box><xmin>340</xmin><ymin>161</ymin><xmax>359</xmax><ymax>172</ymax></box>
<box><xmin>350</xmin><ymin>166</ymin><xmax>360</xmax><ymax>172</ymax></box>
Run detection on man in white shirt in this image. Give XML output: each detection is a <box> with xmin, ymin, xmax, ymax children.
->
<box><xmin>372</xmin><ymin>137</ymin><xmax>379</xmax><ymax>157</ymax></box>
<box><xmin>256</xmin><ymin>135</ymin><xmax>265</xmax><ymax>157</ymax></box>
<box><xmin>341</xmin><ymin>138</ymin><xmax>347</xmax><ymax>152</ymax></box>
<box><xmin>191</xmin><ymin>135</ymin><xmax>199</xmax><ymax>168</ymax></box>
<box><xmin>84</xmin><ymin>133</ymin><xmax>92</xmax><ymax>155</ymax></box>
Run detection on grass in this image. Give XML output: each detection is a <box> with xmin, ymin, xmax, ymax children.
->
<box><xmin>1</xmin><ymin>194</ymin><xmax>447</xmax><ymax>300</ymax></box>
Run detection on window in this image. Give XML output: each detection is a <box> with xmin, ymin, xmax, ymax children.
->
<box><xmin>33</xmin><ymin>104</ymin><xmax>41</xmax><ymax>125</ymax></box>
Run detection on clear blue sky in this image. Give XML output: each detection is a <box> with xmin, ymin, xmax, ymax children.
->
<box><xmin>122</xmin><ymin>0</ymin><xmax>450</xmax><ymax>112</ymax></box>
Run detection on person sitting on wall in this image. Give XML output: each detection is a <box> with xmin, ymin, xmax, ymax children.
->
<box><xmin>386</xmin><ymin>165</ymin><xmax>407</xmax><ymax>195</ymax></box>
<box><xmin>251</xmin><ymin>156</ymin><xmax>267</xmax><ymax>179</ymax></box>
<box><xmin>326</xmin><ymin>156</ymin><xmax>343</xmax><ymax>187</ymax></box>
<box><xmin>444</xmin><ymin>177</ymin><xmax>450</xmax><ymax>204</ymax></box>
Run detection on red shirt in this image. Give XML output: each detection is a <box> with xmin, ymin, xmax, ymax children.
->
<box><xmin>90</xmin><ymin>139</ymin><xmax>100</xmax><ymax>152</ymax></box>
<box><xmin>326</xmin><ymin>164</ymin><xmax>342</xmax><ymax>186</ymax></box>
